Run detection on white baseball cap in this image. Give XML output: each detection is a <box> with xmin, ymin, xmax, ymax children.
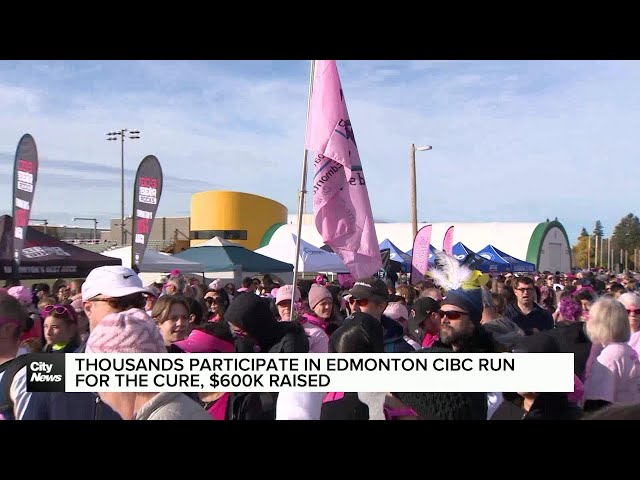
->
<box><xmin>82</xmin><ymin>265</ymin><xmax>152</xmax><ymax>301</ymax></box>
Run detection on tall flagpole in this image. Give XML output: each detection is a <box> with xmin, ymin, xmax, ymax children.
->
<box><xmin>291</xmin><ymin>60</ymin><xmax>316</xmax><ymax>317</ymax></box>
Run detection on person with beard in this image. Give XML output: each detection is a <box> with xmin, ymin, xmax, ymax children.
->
<box><xmin>388</xmin><ymin>253</ymin><xmax>494</xmax><ymax>420</ymax></box>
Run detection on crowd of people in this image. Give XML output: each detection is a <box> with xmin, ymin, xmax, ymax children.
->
<box><xmin>1</xmin><ymin>261</ymin><xmax>639</xmax><ymax>420</ymax></box>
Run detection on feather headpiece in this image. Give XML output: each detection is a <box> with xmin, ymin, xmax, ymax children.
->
<box><xmin>427</xmin><ymin>251</ymin><xmax>489</xmax><ymax>293</ymax></box>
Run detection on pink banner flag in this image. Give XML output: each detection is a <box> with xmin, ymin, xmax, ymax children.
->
<box><xmin>411</xmin><ymin>225</ymin><xmax>432</xmax><ymax>284</ymax></box>
<box><xmin>304</xmin><ymin>60</ymin><xmax>381</xmax><ymax>279</ymax></box>
<box><xmin>442</xmin><ymin>226</ymin><xmax>454</xmax><ymax>256</ymax></box>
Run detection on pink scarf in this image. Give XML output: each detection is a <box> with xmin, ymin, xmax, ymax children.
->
<box><xmin>422</xmin><ymin>332</ymin><xmax>438</xmax><ymax>348</ymax></box>
<box><xmin>205</xmin><ymin>393</ymin><xmax>230</xmax><ymax>420</ymax></box>
<box><xmin>302</xmin><ymin>313</ymin><xmax>329</xmax><ymax>332</ymax></box>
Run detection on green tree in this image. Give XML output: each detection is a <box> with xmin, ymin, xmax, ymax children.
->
<box><xmin>572</xmin><ymin>227</ymin><xmax>590</xmax><ymax>268</ymax></box>
<box><xmin>611</xmin><ymin>213</ymin><xmax>640</xmax><ymax>270</ymax></box>
<box><xmin>593</xmin><ymin>220</ymin><xmax>604</xmax><ymax>238</ymax></box>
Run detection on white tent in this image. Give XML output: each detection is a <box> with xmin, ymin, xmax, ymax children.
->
<box><xmin>255</xmin><ymin>228</ymin><xmax>348</xmax><ymax>273</ymax></box>
<box><xmin>102</xmin><ymin>246</ymin><xmax>205</xmax><ymax>273</ymax></box>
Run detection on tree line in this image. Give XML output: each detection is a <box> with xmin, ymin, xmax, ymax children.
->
<box><xmin>572</xmin><ymin>214</ymin><xmax>640</xmax><ymax>270</ymax></box>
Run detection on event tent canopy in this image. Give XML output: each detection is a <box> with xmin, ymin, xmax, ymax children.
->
<box><xmin>174</xmin><ymin>237</ymin><xmax>293</xmax><ymax>273</ymax></box>
<box><xmin>0</xmin><ymin>214</ymin><xmax>121</xmax><ymax>279</ymax></box>
<box><xmin>451</xmin><ymin>242</ymin><xmax>508</xmax><ymax>273</ymax></box>
<box><xmin>255</xmin><ymin>230</ymin><xmax>348</xmax><ymax>273</ymax></box>
<box><xmin>102</xmin><ymin>246</ymin><xmax>205</xmax><ymax>273</ymax></box>
<box><xmin>379</xmin><ymin>239</ymin><xmax>411</xmax><ymax>271</ymax></box>
<box><xmin>476</xmin><ymin>244</ymin><xmax>536</xmax><ymax>273</ymax></box>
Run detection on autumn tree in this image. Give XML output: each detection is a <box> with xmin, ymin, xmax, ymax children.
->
<box><xmin>572</xmin><ymin>227</ymin><xmax>590</xmax><ymax>269</ymax></box>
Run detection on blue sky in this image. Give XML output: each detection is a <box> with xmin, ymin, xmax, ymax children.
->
<box><xmin>0</xmin><ymin>60</ymin><xmax>638</xmax><ymax>244</ymax></box>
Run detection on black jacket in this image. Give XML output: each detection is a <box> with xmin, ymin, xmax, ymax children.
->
<box><xmin>544</xmin><ymin>321</ymin><xmax>591</xmax><ymax>378</ymax></box>
<box><xmin>491</xmin><ymin>392</ymin><xmax>583</xmax><ymax>420</ymax></box>
<box><xmin>504</xmin><ymin>303</ymin><xmax>554</xmax><ymax>335</ymax></box>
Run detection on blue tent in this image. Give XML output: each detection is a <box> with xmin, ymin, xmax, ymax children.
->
<box><xmin>380</xmin><ymin>239</ymin><xmax>412</xmax><ymax>271</ymax></box>
<box><xmin>451</xmin><ymin>242</ymin><xmax>509</xmax><ymax>273</ymax></box>
<box><xmin>476</xmin><ymin>245</ymin><xmax>536</xmax><ymax>273</ymax></box>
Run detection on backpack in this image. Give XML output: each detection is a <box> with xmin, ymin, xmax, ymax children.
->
<box><xmin>0</xmin><ymin>355</ymin><xmax>30</xmax><ymax>420</ymax></box>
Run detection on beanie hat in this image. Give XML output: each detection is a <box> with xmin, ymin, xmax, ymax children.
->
<box><xmin>384</xmin><ymin>302</ymin><xmax>409</xmax><ymax>322</ymax></box>
<box><xmin>442</xmin><ymin>288</ymin><xmax>483</xmax><ymax>324</ymax></box>
<box><xmin>224</xmin><ymin>292</ymin><xmax>275</xmax><ymax>337</ymax></box>
<box><xmin>308</xmin><ymin>284</ymin><xmax>332</xmax><ymax>310</ymax></box>
<box><xmin>86</xmin><ymin>308</ymin><xmax>166</xmax><ymax>354</ymax></box>
<box><xmin>8</xmin><ymin>286</ymin><xmax>32</xmax><ymax>304</ymax></box>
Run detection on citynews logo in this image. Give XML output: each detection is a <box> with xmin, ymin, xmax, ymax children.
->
<box><xmin>26</xmin><ymin>354</ymin><xmax>66</xmax><ymax>393</ymax></box>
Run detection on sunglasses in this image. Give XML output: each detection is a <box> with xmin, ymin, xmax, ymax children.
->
<box><xmin>627</xmin><ymin>308</ymin><xmax>640</xmax><ymax>315</ymax></box>
<box><xmin>348</xmin><ymin>297</ymin><xmax>370</xmax><ymax>307</ymax></box>
<box><xmin>41</xmin><ymin>304</ymin><xmax>77</xmax><ymax>322</ymax></box>
<box><xmin>438</xmin><ymin>310</ymin><xmax>468</xmax><ymax>320</ymax></box>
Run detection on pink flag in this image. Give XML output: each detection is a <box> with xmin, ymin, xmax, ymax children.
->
<box><xmin>411</xmin><ymin>225</ymin><xmax>432</xmax><ymax>284</ymax></box>
<box><xmin>442</xmin><ymin>226</ymin><xmax>454</xmax><ymax>256</ymax></box>
<box><xmin>304</xmin><ymin>60</ymin><xmax>381</xmax><ymax>279</ymax></box>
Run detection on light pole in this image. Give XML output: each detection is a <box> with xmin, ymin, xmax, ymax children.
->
<box><xmin>410</xmin><ymin>144</ymin><xmax>433</xmax><ymax>239</ymax></box>
<box><xmin>73</xmin><ymin>217</ymin><xmax>98</xmax><ymax>241</ymax></box>
<box><xmin>106</xmin><ymin>129</ymin><xmax>140</xmax><ymax>245</ymax></box>
<box><xmin>30</xmin><ymin>218</ymin><xmax>48</xmax><ymax>235</ymax></box>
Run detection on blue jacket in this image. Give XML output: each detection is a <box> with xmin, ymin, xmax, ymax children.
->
<box><xmin>380</xmin><ymin>315</ymin><xmax>414</xmax><ymax>353</ymax></box>
<box><xmin>22</xmin><ymin>391</ymin><xmax>122</xmax><ymax>420</ymax></box>
<box><xmin>21</xmin><ymin>339</ymin><xmax>122</xmax><ymax>420</ymax></box>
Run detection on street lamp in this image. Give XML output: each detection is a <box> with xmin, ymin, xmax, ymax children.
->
<box><xmin>73</xmin><ymin>217</ymin><xmax>98</xmax><ymax>241</ymax></box>
<box><xmin>410</xmin><ymin>144</ymin><xmax>433</xmax><ymax>239</ymax></box>
<box><xmin>30</xmin><ymin>218</ymin><xmax>48</xmax><ymax>235</ymax></box>
<box><xmin>106</xmin><ymin>129</ymin><xmax>141</xmax><ymax>245</ymax></box>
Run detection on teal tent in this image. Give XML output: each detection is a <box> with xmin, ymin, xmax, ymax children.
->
<box><xmin>174</xmin><ymin>237</ymin><xmax>293</xmax><ymax>273</ymax></box>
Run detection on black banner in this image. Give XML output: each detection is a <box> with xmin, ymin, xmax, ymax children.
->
<box><xmin>131</xmin><ymin>155</ymin><xmax>163</xmax><ymax>270</ymax></box>
<box><xmin>12</xmin><ymin>134</ymin><xmax>38</xmax><ymax>278</ymax></box>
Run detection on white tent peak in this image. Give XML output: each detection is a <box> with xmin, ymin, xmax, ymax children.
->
<box><xmin>194</xmin><ymin>236</ymin><xmax>242</xmax><ymax>248</ymax></box>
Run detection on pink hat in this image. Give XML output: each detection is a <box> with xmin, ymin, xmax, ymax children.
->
<box><xmin>308</xmin><ymin>284</ymin><xmax>332</xmax><ymax>310</ymax></box>
<box><xmin>275</xmin><ymin>285</ymin><xmax>301</xmax><ymax>305</ymax></box>
<box><xmin>209</xmin><ymin>279</ymin><xmax>223</xmax><ymax>291</ymax></box>
<box><xmin>86</xmin><ymin>309</ymin><xmax>166</xmax><ymax>354</ymax></box>
<box><xmin>174</xmin><ymin>329</ymin><xmax>234</xmax><ymax>353</ymax></box>
<box><xmin>170</xmin><ymin>269</ymin><xmax>181</xmax><ymax>277</ymax></box>
<box><xmin>384</xmin><ymin>302</ymin><xmax>409</xmax><ymax>322</ymax></box>
<box><xmin>8</xmin><ymin>286</ymin><xmax>31</xmax><ymax>304</ymax></box>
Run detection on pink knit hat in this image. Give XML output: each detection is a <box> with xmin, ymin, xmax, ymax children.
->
<box><xmin>384</xmin><ymin>302</ymin><xmax>409</xmax><ymax>322</ymax></box>
<box><xmin>308</xmin><ymin>284</ymin><xmax>332</xmax><ymax>310</ymax></box>
<box><xmin>86</xmin><ymin>308</ymin><xmax>166</xmax><ymax>354</ymax></box>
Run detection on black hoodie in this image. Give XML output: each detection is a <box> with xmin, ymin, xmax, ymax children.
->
<box><xmin>226</xmin><ymin>293</ymin><xmax>309</xmax><ymax>353</ymax></box>
<box><xmin>491</xmin><ymin>392</ymin><xmax>582</xmax><ymax>420</ymax></box>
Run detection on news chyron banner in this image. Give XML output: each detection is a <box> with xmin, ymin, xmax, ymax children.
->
<box><xmin>12</xmin><ymin>134</ymin><xmax>38</xmax><ymax>276</ymax></box>
<box><xmin>24</xmin><ymin>353</ymin><xmax>575</xmax><ymax>394</ymax></box>
<box><xmin>131</xmin><ymin>155</ymin><xmax>163</xmax><ymax>270</ymax></box>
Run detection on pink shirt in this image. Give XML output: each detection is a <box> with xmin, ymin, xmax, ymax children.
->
<box><xmin>583</xmin><ymin>342</ymin><xmax>640</xmax><ymax>404</ymax></box>
<box><xmin>628</xmin><ymin>331</ymin><xmax>640</xmax><ymax>356</ymax></box>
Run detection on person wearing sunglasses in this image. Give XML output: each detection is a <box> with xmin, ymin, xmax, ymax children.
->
<box><xmin>22</xmin><ymin>265</ymin><xmax>152</xmax><ymax>421</ymax></box>
<box><xmin>347</xmin><ymin>277</ymin><xmax>413</xmax><ymax>353</ymax></box>
<box><xmin>41</xmin><ymin>304</ymin><xmax>80</xmax><ymax>353</ymax></box>
<box><xmin>617</xmin><ymin>292</ymin><xmax>640</xmax><ymax>356</ymax></box>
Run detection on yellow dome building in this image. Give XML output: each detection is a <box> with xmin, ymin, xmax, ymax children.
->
<box><xmin>190</xmin><ymin>191</ymin><xmax>287</xmax><ymax>250</ymax></box>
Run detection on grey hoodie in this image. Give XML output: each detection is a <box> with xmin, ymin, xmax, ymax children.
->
<box><xmin>134</xmin><ymin>392</ymin><xmax>212</xmax><ymax>420</ymax></box>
